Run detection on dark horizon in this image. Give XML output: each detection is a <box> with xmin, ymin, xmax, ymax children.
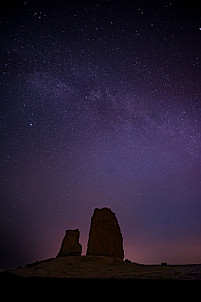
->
<box><xmin>1</xmin><ymin>0</ymin><xmax>201</xmax><ymax>269</ymax></box>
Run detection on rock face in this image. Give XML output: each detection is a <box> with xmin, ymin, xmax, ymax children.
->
<box><xmin>86</xmin><ymin>208</ymin><xmax>124</xmax><ymax>259</ymax></box>
<box><xmin>57</xmin><ymin>229</ymin><xmax>82</xmax><ymax>257</ymax></box>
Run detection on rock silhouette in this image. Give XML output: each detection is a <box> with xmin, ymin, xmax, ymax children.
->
<box><xmin>86</xmin><ymin>207</ymin><xmax>124</xmax><ymax>259</ymax></box>
<box><xmin>57</xmin><ymin>229</ymin><xmax>82</xmax><ymax>257</ymax></box>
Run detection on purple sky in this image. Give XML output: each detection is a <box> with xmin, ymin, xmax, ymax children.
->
<box><xmin>1</xmin><ymin>0</ymin><xmax>201</xmax><ymax>268</ymax></box>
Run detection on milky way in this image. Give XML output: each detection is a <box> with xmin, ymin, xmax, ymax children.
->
<box><xmin>1</xmin><ymin>0</ymin><xmax>201</xmax><ymax>267</ymax></box>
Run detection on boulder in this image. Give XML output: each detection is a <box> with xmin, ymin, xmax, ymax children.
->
<box><xmin>57</xmin><ymin>229</ymin><xmax>82</xmax><ymax>257</ymax></box>
<box><xmin>86</xmin><ymin>208</ymin><xmax>124</xmax><ymax>259</ymax></box>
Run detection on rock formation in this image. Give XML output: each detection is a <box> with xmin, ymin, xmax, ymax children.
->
<box><xmin>86</xmin><ymin>207</ymin><xmax>124</xmax><ymax>259</ymax></box>
<box><xmin>57</xmin><ymin>229</ymin><xmax>82</xmax><ymax>257</ymax></box>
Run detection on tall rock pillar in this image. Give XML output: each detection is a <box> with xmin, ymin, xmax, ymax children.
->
<box><xmin>86</xmin><ymin>208</ymin><xmax>124</xmax><ymax>259</ymax></box>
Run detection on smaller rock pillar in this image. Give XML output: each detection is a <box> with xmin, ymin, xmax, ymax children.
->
<box><xmin>57</xmin><ymin>229</ymin><xmax>82</xmax><ymax>257</ymax></box>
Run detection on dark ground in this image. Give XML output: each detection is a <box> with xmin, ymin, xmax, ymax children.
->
<box><xmin>0</xmin><ymin>272</ymin><xmax>200</xmax><ymax>299</ymax></box>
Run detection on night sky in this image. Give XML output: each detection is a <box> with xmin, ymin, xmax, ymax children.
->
<box><xmin>1</xmin><ymin>0</ymin><xmax>201</xmax><ymax>268</ymax></box>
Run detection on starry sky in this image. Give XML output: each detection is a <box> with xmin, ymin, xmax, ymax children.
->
<box><xmin>1</xmin><ymin>0</ymin><xmax>201</xmax><ymax>268</ymax></box>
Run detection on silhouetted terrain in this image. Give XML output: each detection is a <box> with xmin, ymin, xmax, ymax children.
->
<box><xmin>1</xmin><ymin>207</ymin><xmax>200</xmax><ymax>298</ymax></box>
<box><xmin>0</xmin><ymin>256</ymin><xmax>200</xmax><ymax>299</ymax></box>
